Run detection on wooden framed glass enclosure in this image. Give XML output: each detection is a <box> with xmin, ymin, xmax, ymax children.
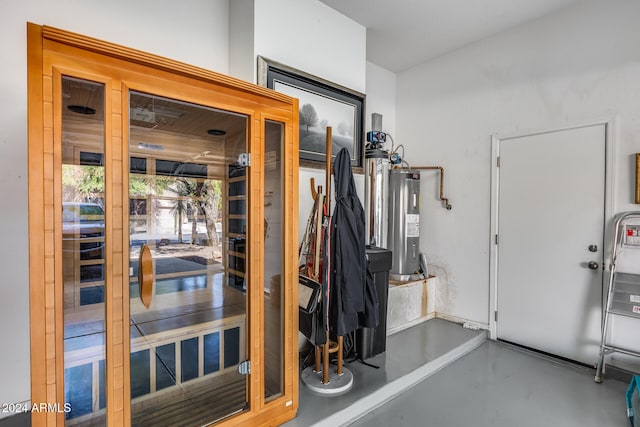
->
<box><xmin>27</xmin><ymin>23</ymin><xmax>299</xmax><ymax>427</ymax></box>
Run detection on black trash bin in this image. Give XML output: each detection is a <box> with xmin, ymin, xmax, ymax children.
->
<box><xmin>356</xmin><ymin>246</ymin><xmax>392</xmax><ymax>360</ymax></box>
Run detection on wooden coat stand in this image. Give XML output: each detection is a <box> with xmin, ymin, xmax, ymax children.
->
<box><xmin>316</xmin><ymin>127</ymin><xmax>344</xmax><ymax>384</ymax></box>
<box><xmin>300</xmin><ymin>127</ymin><xmax>353</xmax><ymax>395</ymax></box>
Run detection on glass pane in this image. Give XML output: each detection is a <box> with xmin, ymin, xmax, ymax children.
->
<box><xmin>128</xmin><ymin>91</ymin><xmax>249</xmax><ymax>426</ymax></box>
<box><xmin>61</xmin><ymin>76</ymin><xmax>107</xmax><ymax>425</ymax></box>
<box><xmin>264</xmin><ymin>120</ymin><xmax>284</xmax><ymax>401</ymax></box>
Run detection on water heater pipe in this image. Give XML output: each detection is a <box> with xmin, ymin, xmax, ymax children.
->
<box><xmin>407</xmin><ymin>166</ymin><xmax>452</xmax><ymax>210</ymax></box>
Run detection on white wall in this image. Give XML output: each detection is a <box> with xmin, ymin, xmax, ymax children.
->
<box><xmin>229</xmin><ymin>0</ymin><xmax>369</xmax><ymax>245</ymax></box>
<box><xmin>253</xmin><ymin>0</ymin><xmax>366</xmax><ymax>93</ymax></box>
<box><xmin>365</xmin><ymin>61</ymin><xmax>397</xmax><ymax>142</ymax></box>
<box><xmin>396</xmin><ymin>0</ymin><xmax>640</xmax><ymax>367</ymax></box>
<box><xmin>229</xmin><ymin>0</ymin><xmax>254</xmax><ymax>82</ymax></box>
<box><xmin>0</xmin><ymin>0</ymin><xmax>230</xmax><ymax>411</ymax></box>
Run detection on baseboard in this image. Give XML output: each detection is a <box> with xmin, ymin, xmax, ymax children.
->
<box><xmin>435</xmin><ymin>312</ymin><xmax>489</xmax><ymax>330</ymax></box>
<box><xmin>386</xmin><ymin>313</ymin><xmax>435</xmax><ymax>335</ymax></box>
<box><xmin>496</xmin><ymin>339</ymin><xmax>635</xmax><ymax>384</ymax></box>
<box><xmin>603</xmin><ymin>364</ymin><xmax>636</xmax><ymax>384</ymax></box>
<box><xmin>386</xmin><ymin>313</ymin><xmax>489</xmax><ymax>337</ymax></box>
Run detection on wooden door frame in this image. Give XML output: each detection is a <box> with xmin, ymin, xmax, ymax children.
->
<box><xmin>27</xmin><ymin>23</ymin><xmax>299</xmax><ymax>427</ymax></box>
<box><xmin>489</xmin><ymin>117</ymin><xmax>616</xmax><ymax>340</ymax></box>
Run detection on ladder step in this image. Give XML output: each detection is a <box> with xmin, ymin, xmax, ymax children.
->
<box><xmin>595</xmin><ymin>212</ymin><xmax>640</xmax><ymax>383</ymax></box>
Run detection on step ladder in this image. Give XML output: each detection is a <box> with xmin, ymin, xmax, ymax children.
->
<box><xmin>595</xmin><ymin>211</ymin><xmax>640</xmax><ymax>383</ymax></box>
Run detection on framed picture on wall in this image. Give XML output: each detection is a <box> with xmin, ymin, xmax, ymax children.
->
<box><xmin>257</xmin><ymin>56</ymin><xmax>365</xmax><ymax>172</ymax></box>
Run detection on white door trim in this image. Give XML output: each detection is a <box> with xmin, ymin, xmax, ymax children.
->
<box><xmin>488</xmin><ymin>117</ymin><xmax>617</xmax><ymax>340</ymax></box>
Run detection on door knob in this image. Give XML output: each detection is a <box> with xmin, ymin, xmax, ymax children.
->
<box><xmin>588</xmin><ymin>261</ymin><xmax>599</xmax><ymax>270</ymax></box>
<box><xmin>588</xmin><ymin>244</ymin><xmax>598</xmax><ymax>252</ymax></box>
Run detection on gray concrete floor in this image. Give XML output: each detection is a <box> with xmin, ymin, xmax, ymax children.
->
<box><xmin>350</xmin><ymin>340</ymin><xmax>629</xmax><ymax>427</ymax></box>
<box><xmin>286</xmin><ymin>319</ymin><xmax>486</xmax><ymax>427</ymax></box>
<box><xmin>290</xmin><ymin>318</ymin><xmax>630</xmax><ymax>427</ymax></box>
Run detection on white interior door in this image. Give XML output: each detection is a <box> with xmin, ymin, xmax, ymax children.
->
<box><xmin>496</xmin><ymin>124</ymin><xmax>605</xmax><ymax>365</ymax></box>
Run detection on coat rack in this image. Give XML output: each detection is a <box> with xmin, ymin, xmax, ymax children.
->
<box><xmin>300</xmin><ymin>127</ymin><xmax>354</xmax><ymax>395</ymax></box>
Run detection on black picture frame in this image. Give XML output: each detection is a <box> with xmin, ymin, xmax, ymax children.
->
<box><xmin>257</xmin><ymin>56</ymin><xmax>365</xmax><ymax>172</ymax></box>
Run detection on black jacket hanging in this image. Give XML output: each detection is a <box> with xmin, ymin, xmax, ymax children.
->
<box><xmin>329</xmin><ymin>148</ymin><xmax>379</xmax><ymax>338</ymax></box>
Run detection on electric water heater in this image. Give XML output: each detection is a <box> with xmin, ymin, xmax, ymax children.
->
<box><xmin>387</xmin><ymin>169</ymin><xmax>421</xmax><ymax>281</ymax></box>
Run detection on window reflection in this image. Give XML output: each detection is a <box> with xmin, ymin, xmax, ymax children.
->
<box><xmin>61</xmin><ymin>76</ymin><xmax>107</xmax><ymax>425</ymax></box>
<box><xmin>128</xmin><ymin>91</ymin><xmax>250</xmax><ymax>425</ymax></box>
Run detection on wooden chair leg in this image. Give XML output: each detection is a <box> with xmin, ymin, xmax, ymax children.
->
<box><xmin>314</xmin><ymin>345</ymin><xmax>321</xmax><ymax>373</ymax></box>
<box><xmin>337</xmin><ymin>336</ymin><xmax>343</xmax><ymax>375</ymax></box>
<box><xmin>323</xmin><ymin>337</ymin><xmax>330</xmax><ymax>384</ymax></box>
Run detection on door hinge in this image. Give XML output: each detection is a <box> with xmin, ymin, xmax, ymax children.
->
<box><xmin>237</xmin><ymin>153</ymin><xmax>251</xmax><ymax>167</ymax></box>
<box><xmin>238</xmin><ymin>360</ymin><xmax>251</xmax><ymax>375</ymax></box>
<box><xmin>497</xmin><ymin>156</ymin><xmax>500</xmax><ymax>167</ymax></box>
<box><xmin>494</xmin><ymin>311</ymin><xmax>498</xmax><ymax>322</ymax></box>
<box><xmin>495</xmin><ymin>234</ymin><xmax>499</xmax><ymax>245</ymax></box>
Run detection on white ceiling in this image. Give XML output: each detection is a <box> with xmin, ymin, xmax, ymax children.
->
<box><xmin>320</xmin><ymin>0</ymin><xmax>580</xmax><ymax>73</ymax></box>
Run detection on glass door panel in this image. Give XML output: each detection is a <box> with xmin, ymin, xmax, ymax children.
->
<box><xmin>61</xmin><ymin>76</ymin><xmax>107</xmax><ymax>425</ymax></box>
<box><xmin>128</xmin><ymin>91</ymin><xmax>249</xmax><ymax>426</ymax></box>
<box><xmin>263</xmin><ymin>121</ymin><xmax>284</xmax><ymax>401</ymax></box>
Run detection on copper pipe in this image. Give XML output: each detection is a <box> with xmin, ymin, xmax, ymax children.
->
<box><xmin>408</xmin><ymin>166</ymin><xmax>452</xmax><ymax>210</ymax></box>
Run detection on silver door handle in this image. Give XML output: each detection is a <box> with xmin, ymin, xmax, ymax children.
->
<box><xmin>588</xmin><ymin>261</ymin><xmax>599</xmax><ymax>270</ymax></box>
